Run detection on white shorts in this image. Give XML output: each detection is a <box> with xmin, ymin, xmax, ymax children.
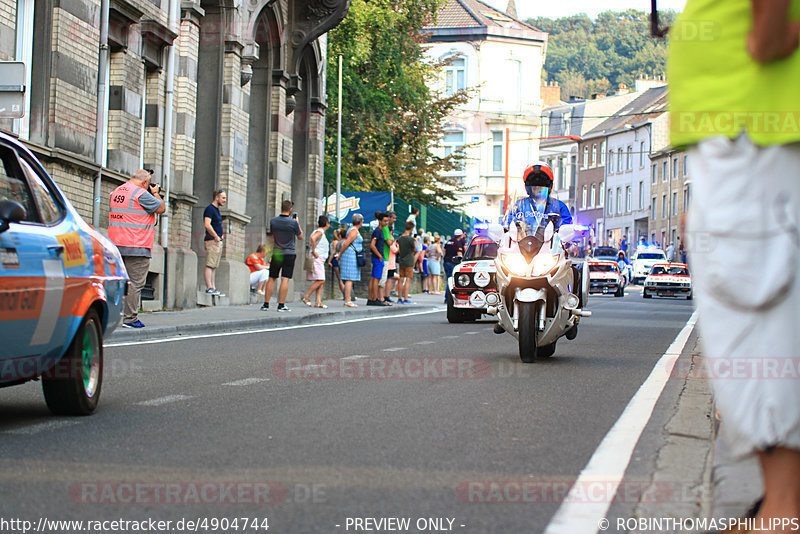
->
<box><xmin>250</xmin><ymin>270</ymin><xmax>269</xmax><ymax>288</ymax></box>
<box><xmin>688</xmin><ymin>135</ymin><xmax>800</xmax><ymax>458</ymax></box>
<box><xmin>379</xmin><ymin>260</ymin><xmax>389</xmax><ymax>287</ymax></box>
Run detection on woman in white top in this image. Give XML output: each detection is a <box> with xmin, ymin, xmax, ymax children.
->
<box><xmin>301</xmin><ymin>215</ymin><xmax>330</xmax><ymax>308</ymax></box>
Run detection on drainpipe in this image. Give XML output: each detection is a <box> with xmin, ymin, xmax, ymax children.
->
<box><xmin>161</xmin><ymin>0</ymin><xmax>178</xmax><ymax>248</ymax></box>
<box><xmin>93</xmin><ymin>0</ymin><xmax>110</xmax><ymax>228</ymax></box>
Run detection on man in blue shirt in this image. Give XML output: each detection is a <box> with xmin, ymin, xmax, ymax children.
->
<box><xmin>203</xmin><ymin>188</ymin><xmax>226</xmax><ymax>296</ymax></box>
<box><xmin>368</xmin><ymin>212</ymin><xmax>389</xmax><ymax>306</ymax></box>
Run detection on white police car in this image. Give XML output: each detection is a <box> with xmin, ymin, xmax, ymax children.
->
<box><xmin>447</xmin><ymin>236</ymin><xmax>499</xmax><ymax>323</ymax></box>
<box><xmin>631</xmin><ymin>246</ymin><xmax>667</xmax><ymax>285</ymax></box>
<box><xmin>0</xmin><ymin>132</ymin><xmax>128</xmax><ymax>415</ymax></box>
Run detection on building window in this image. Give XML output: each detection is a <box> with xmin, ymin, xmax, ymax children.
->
<box><xmin>652</xmin><ymin>163</ymin><xmax>657</xmax><ymax>184</ymax></box>
<box><xmin>607</xmin><ymin>188</ymin><xmax>613</xmax><ymax>215</ymax></box>
<box><xmin>607</xmin><ymin>150</ymin><xmax>614</xmax><ymax>173</ymax></box>
<box><xmin>625</xmin><ymin>185</ymin><xmax>631</xmax><ymax>212</ymax></box>
<box><xmin>683</xmin><ymin>185</ymin><xmax>690</xmax><ymax>211</ymax></box>
<box><xmin>638</xmin><ymin>181</ymin><xmax>644</xmax><ymax>210</ymax></box>
<box><xmin>626</xmin><ymin>146</ymin><xmax>632</xmax><ymax>170</ymax></box>
<box><xmin>582</xmin><ymin>185</ymin><xmax>587</xmax><ymax>209</ymax></box>
<box><xmin>639</xmin><ymin>141</ymin><xmax>646</xmax><ymax>167</ymax></box>
<box><xmin>599</xmin><ymin>185</ymin><xmax>604</xmax><ymax>208</ymax></box>
<box><xmin>443</xmin><ymin>130</ymin><xmax>465</xmax><ymax>171</ymax></box>
<box><xmin>492</xmin><ymin>131</ymin><xmax>503</xmax><ymax>173</ymax></box>
<box><xmin>592</xmin><ymin>144</ymin><xmax>597</xmax><ymax>167</ymax></box>
<box><xmin>600</xmin><ymin>142</ymin><xmax>606</xmax><ymax>165</ymax></box>
<box><xmin>617</xmin><ymin>148</ymin><xmax>623</xmax><ymax>173</ymax></box>
<box><xmin>661</xmin><ymin>194</ymin><xmax>667</xmax><ymax>218</ymax></box>
<box><xmin>672</xmin><ymin>158</ymin><xmax>678</xmax><ymax>180</ymax></box>
<box><xmin>662</xmin><ymin>161</ymin><xmax>668</xmax><ymax>182</ymax></box>
<box><xmin>683</xmin><ymin>154</ymin><xmax>688</xmax><ymax>176</ymax></box>
<box><xmin>590</xmin><ymin>184</ymin><xmax>596</xmax><ymax>207</ymax></box>
<box><xmin>445</xmin><ymin>57</ymin><xmax>466</xmax><ymax>96</ymax></box>
<box><xmin>672</xmin><ymin>191</ymin><xmax>678</xmax><ymax>215</ymax></box>
<box><xmin>651</xmin><ymin>197</ymin><xmax>656</xmax><ymax>219</ymax></box>
<box><xmin>583</xmin><ymin>146</ymin><xmax>589</xmax><ymax>169</ymax></box>
<box><xmin>616</xmin><ymin>187</ymin><xmax>622</xmax><ymax>215</ymax></box>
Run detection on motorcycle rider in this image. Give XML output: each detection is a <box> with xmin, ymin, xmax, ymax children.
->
<box><xmin>504</xmin><ymin>161</ymin><xmax>572</xmax><ymax>229</ymax></box>
<box><xmin>504</xmin><ymin>161</ymin><xmax>583</xmax><ymax>306</ymax></box>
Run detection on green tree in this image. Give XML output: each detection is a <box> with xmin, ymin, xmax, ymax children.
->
<box><xmin>531</xmin><ymin>9</ymin><xmax>677</xmax><ymax>100</ymax></box>
<box><xmin>325</xmin><ymin>0</ymin><xmax>470</xmax><ymax>207</ymax></box>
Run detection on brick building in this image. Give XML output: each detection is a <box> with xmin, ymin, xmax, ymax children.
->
<box><xmin>0</xmin><ymin>0</ymin><xmax>349</xmax><ymax>309</ymax></box>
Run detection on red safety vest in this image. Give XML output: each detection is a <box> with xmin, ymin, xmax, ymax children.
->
<box><xmin>108</xmin><ymin>182</ymin><xmax>155</xmax><ymax>249</ymax></box>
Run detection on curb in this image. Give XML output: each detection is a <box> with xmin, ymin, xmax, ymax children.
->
<box><xmin>106</xmin><ymin>303</ymin><xmax>441</xmax><ymax>344</ymax></box>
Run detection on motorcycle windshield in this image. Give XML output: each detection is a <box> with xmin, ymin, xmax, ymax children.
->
<box><xmin>505</xmin><ymin>197</ymin><xmax>546</xmax><ymax>239</ymax></box>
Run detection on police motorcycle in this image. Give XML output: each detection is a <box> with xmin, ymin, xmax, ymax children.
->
<box><xmin>486</xmin><ymin>163</ymin><xmax>591</xmax><ymax>363</ymax></box>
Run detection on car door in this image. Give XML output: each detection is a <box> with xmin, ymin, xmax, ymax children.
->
<box><xmin>0</xmin><ymin>142</ymin><xmax>66</xmax><ymax>365</ymax></box>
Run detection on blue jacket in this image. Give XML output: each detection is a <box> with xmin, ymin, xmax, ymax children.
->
<box><xmin>504</xmin><ymin>197</ymin><xmax>573</xmax><ymax>228</ymax></box>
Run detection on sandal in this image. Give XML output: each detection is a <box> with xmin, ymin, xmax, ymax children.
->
<box><xmin>301</xmin><ymin>297</ymin><xmax>312</xmax><ymax>306</ymax></box>
<box><xmin>344</xmin><ymin>301</ymin><xmax>358</xmax><ymax>308</ymax></box>
<box><xmin>315</xmin><ymin>304</ymin><xmax>328</xmax><ymax>309</ymax></box>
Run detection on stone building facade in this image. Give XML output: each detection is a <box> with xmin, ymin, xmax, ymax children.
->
<box><xmin>1</xmin><ymin>0</ymin><xmax>349</xmax><ymax>309</ymax></box>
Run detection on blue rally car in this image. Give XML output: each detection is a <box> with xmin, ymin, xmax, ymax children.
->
<box><xmin>0</xmin><ymin>132</ymin><xmax>128</xmax><ymax>415</ymax></box>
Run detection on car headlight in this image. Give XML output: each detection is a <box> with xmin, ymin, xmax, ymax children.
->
<box><xmin>532</xmin><ymin>254</ymin><xmax>557</xmax><ymax>276</ymax></box>
<box><xmin>456</xmin><ymin>273</ymin><xmax>471</xmax><ymax>287</ymax></box>
<box><xmin>500</xmin><ymin>253</ymin><xmax>530</xmax><ymax>276</ymax></box>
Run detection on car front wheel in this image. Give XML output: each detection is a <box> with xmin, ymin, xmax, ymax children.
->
<box><xmin>42</xmin><ymin>308</ymin><xmax>103</xmax><ymax>415</ymax></box>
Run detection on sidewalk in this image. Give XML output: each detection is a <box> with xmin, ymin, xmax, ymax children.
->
<box><xmin>107</xmin><ymin>292</ymin><xmax>445</xmax><ymax>343</ymax></box>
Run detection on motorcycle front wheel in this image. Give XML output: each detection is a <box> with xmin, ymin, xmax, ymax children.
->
<box><xmin>518</xmin><ymin>301</ymin><xmax>538</xmax><ymax>363</ymax></box>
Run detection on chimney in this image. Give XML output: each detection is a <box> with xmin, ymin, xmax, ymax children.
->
<box><xmin>505</xmin><ymin>0</ymin><xmax>518</xmax><ymax>19</ymax></box>
<box><xmin>617</xmin><ymin>82</ymin><xmax>630</xmax><ymax>95</ymax></box>
<box><xmin>541</xmin><ymin>81</ymin><xmax>561</xmax><ymax>106</ymax></box>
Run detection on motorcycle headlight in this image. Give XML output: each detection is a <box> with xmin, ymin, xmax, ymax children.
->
<box><xmin>500</xmin><ymin>253</ymin><xmax>530</xmax><ymax>276</ymax></box>
<box><xmin>532</xmin><ymin>254</ymin><xmax>557</xmax><ymax>276</ymax></box>
<box><xmin>456</xmin><ymin>273</ymin><xmax>471</xmax><ymax>287</ymax></box>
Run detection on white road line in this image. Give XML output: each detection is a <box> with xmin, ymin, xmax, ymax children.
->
<box><xmin>106</xmin><ymin>308</ymin><xmax>441</xmax><ymax>348</ymax></box>
<box><xmin>382</xmin><ymin>347</ymin><xmax>406</xmax><ymax>352</ymax></box>
<box><xmin>136</xmin><ymin>394</ymin><xmax>194</xmax><ymax>406</ymax></box>
<box><xmin>442</xmin><ymin>335</ymin><xmax>460</xmax><ymax>339</ymax></box>
<box><xmin>342</xmin><ymin>355</ymin><xmax>370</xmax><ymax>360</ymax></box>
<box><xmin>4</xmin><ymin>420</ymin><xmax>80</xmax><ymax>435</ymax></box>
<box><xmin>221</xmin><ymin>378</ymin><xmax>270</xmax><ymax>386</ymax></box>
<box><xmin>464</xmin><ymin>331</ymin><xmax>479</xmax><ymax>335</ymax></box>
<box><xmin>414</xmin><ymin>341</ymin><xmax>436</xmax><ymax>345</ymax></box>
<box><xmin>288</xmin><ymin>364</ymin><xmax>324</xmax><ymax>372</ymax></box>
<box><xmin>543</xmin><ymin>311</ymin><xmax>698</xmax><ymax>534</ymax></box>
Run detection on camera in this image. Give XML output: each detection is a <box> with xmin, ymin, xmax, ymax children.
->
<box><xmin>292</xmin><ymin>213</ymin><xmax>298</xmax><ymax>219</ymax></box>
<box><xmin>149</xmin><ymin>183</ymin><xmax>161</xmax><ymax>194</ymax></box>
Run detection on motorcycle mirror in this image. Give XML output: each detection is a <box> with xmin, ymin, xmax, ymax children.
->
<box><xmin>558</xmin><ymin>224</ymin><xmax>578</xmax><ymax>243</ymax></box>
<box><xmin>487</xmin><ymin>223</ymin><xmax>504</xmax><ymax>242</ymax></box>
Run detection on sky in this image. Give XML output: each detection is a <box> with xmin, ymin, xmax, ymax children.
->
<box><xmin>483</xmin><ymin>0</ymin><xmax>687</xmax><ymax>21</ymax></box>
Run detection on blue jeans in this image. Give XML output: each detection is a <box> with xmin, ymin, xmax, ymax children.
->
<box><xmin>443</xmin><ymin>261</ymin><xmax>456</xmax><ymax>303</ymax></box>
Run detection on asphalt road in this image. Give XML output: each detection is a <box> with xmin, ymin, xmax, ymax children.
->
<box><xmin>0</xmin><ymin>289</ymin><xmax>695</xmax><ymax>534</ymax></box>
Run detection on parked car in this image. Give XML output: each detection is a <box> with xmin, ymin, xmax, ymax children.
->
<box><xmin>447</xmin><ymin>236</ymin><xmax>499</xmax><ymax>323</ymax></box>
<box><xmin>643</xmin><ymin>263</ymin><xmax>693</xmax><ymax>300</ymax></box>
<box><xmin>587</xmin><ymin>260</ymin><xmax>626</xmax><ymax>297</ymax></box>
<box><xmin>631</xmin><ymin>247</ymin><xmax>667</xmax><ymax>285</ymax></box>
<box><xmin>0</xmin><ymin>132</ymin><xmax>128</xmax><ymax>415</ymax></box>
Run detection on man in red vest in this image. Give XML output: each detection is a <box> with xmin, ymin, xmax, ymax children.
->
<box><xmin>108</xmin><ymin>169</ymin><xmax>166</xmax><ymax>328</ymax></box>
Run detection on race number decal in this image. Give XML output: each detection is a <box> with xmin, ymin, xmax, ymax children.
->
<box><xmin>57</xmin><ymin>231</ymin><xmax>87</xmax><ymax>268</ymax></box>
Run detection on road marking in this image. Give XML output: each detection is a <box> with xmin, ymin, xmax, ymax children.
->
<box><xmin>136</xmin><ymin>394</ymin><xmax>194</xmax><ymax>406</ymax></box>
<box><xmin>4</xmin><ymin>420</ymin><xmax>80</xmax><ymax>435</ymax></box>
<box><xmin>442</xmin><ymin>335</ymin><xmax>459</xmax><ymax>339</ymax></box>
<box><xmin>542</xmin><ymin>311</ymin><xmax>697</xmax><ymax>534</ymax></box>
<box><xmin>414</xmin><ymin>341</ymin><xmax>436</xmax><ymax>345</ymax></box>
<box><xmin>287</xmin><ymin>364</ymin><xmax>324</xmax><ymax>372</ymax></box>
<box><xmin>221</xmin><ymin>378</ymin><xmax>270</xmax><ymax>386</ymax></box>
<box><xmin>382</xmin><ymin>347</ymin><xmax>406</xmax><ymax>352</ymax></box>
<box><xmin>106</xmin><ymin>308</ymin><xmax>442</xmax><ymax>348</ymax></box>
<box><xmin>342</xmin><ymin>355</ymin><xmax>369</xmax><ymax>360</ymax></box>
<box><xmin>464</xmin><ymin>331</ymin><xmax>479</xmax><ymax>335</ymax></box>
